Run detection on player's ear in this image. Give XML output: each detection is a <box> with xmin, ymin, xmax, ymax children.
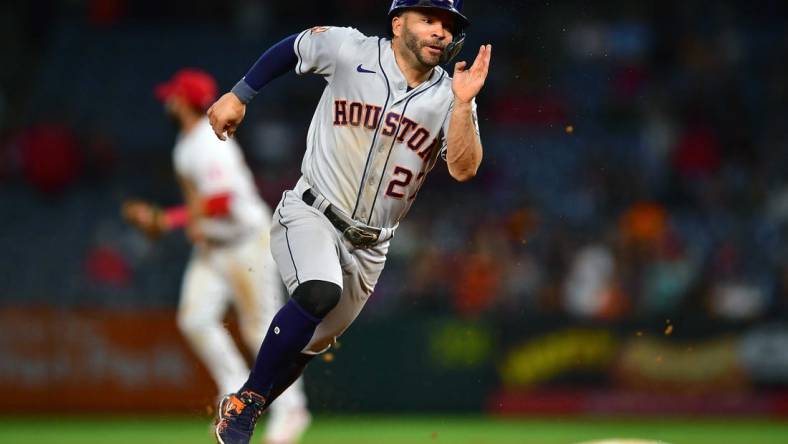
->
<box><xmin>391</xmin><ymin>15</ymin><xmax>403</xmax><ymax>38</ymax></box>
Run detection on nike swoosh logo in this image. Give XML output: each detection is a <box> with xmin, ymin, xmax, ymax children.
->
<box><xmin>356</xmin><ymin>64</ymin><xmax>376</xmax><ymax>74</ymax></box>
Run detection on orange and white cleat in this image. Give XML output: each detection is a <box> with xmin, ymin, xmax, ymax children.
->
<box><xmin>215</xmin><ymin>390</ymin><xmax>267</xmax><ymax>444</ymax></box>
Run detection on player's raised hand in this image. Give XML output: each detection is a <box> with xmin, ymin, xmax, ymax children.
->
<box><xmin>207</xmin><ymin>92</ymin><xmax>246</xmax><ymax>141</ymax></box>
<box><xmin>452</xmin><ymin>44</ymin><xmax>492</xmax><ymax>104</ymax></box>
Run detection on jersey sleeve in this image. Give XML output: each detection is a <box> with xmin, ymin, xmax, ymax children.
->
<box><xmin>440</xmin><ymin>98</ymin><xmax>481</xmax><ymax>160</ymax></box>
<box><xmin>294</xmin><ymin>26</ymin><xmax>364</xmax><ymax>80</ymax></box>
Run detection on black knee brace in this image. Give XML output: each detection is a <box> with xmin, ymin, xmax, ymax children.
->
<box><xmin>291</xmin><ymin>280</ymin><xmax>342</xmax><ymax>319</ymax></box>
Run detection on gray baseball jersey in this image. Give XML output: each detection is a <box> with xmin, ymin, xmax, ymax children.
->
<box><xmin>267</xmin><ymin>26</ymin><xmax>481</xmax><ymax>354</ymax></box>
<box><xmin>293</xmin><ymin>26</ymin><xmax>479</xmax><ymax>229</ymax></box>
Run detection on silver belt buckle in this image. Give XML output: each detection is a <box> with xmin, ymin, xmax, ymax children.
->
<box><xmin>343</xmin><ymin>226</ymin><xmax>378</xmax><ymax>248</ymax></box>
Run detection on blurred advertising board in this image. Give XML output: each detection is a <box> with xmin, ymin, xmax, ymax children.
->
<box><xmin>0</xmin><ymin>308</ymin><xmax>215</xmax><ymax>413</ymax></box>
<box><xmin>2</xmin><ymin>308</ymin><xmax>788</xmax><ymax>415</ymax></box>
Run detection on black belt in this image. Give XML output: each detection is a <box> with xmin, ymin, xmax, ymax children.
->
<box><xmin>301</xmin><ymin>190</ymin><xmax>381</xmax><ymax>248</ymax></box>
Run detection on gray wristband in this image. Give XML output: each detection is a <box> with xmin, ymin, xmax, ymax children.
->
<box><xmin>230</xmin><ymin>78</ymin><xmax>258</xmax><ymax>104</ymax></box>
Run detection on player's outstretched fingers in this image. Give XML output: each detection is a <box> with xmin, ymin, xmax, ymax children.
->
<box><xmin>482</xmin><ymin>44</ymin><xmax>492</xmax><ymax>73</ymax></box>
<box><xmin>470</xmin><ymin>45</ymin><xmax>486</xmax><ymax>72</ymax></box>
<box><xmin>468</xmin><ymin>45</ymin><xmax>491</xmax><ymax>82</ymax></box>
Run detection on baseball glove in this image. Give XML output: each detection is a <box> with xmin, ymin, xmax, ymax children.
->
<box><xmin>122</xmin><ymin>199</ymin><xmax>165</xmax><ymax>240</ymax></box>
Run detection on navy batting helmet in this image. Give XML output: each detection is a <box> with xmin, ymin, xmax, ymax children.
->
<box><xmin>388</xmin><ymin>0</ymin><xmax>469</xmax><ymax>63</ymax></box>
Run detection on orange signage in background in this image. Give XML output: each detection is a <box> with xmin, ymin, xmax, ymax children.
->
<box><xmin>0</xmin><ymin>308</ymin><xmax>216</xmax><ymax>413</ymax></box>
<box><xmin>613</xmin><ymin>336</ymin><xmax>749</xmax><ymax>393</ymax></box>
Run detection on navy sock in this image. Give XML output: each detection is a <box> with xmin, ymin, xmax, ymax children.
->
<box><xmin>266</xmin><ymin>353</ymin><xmax>315</xmax><ymax>405</ymax></box>
<box><xmin>241</xmin><ymin>299</ymin><xmax>320</xmax><ymax>399</ymax></box>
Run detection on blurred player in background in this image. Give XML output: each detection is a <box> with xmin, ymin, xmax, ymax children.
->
<box><xmin>122</xmin><ymin>68</ymin><xmax>311</xmax><ymax>444</ymax></box>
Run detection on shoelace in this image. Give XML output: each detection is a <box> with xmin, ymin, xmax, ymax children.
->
<box><xmin>236</xmin><ymin>395</ymin><xmax>265</xmax><ymax>433</ymax></box>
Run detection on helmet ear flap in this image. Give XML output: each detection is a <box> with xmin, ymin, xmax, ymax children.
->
<box><xmin>441</xmin><ymin>31</ymin><xmax>465</xmax><ymax>64</ymax></box>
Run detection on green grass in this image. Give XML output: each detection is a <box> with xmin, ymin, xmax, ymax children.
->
<box><xmin>1</xmin><ymin>415</ymin><xmax>787</xmax><ymax>444</ymax></box>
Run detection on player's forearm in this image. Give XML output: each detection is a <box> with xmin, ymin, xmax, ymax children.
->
<box><xmin>446</xmin><ymin>101</ymin><xmax>483</xmax><ymax>182</ymax></box>
<box><xmin>176</xmin><ymin>176</ymin><xmax>231</xmax><ymax>227</ymax></box>
<box><xmin>163</xmin><ymin>194</ymin><xmax>233</xmax><ymax>229</ymax></box>
<box><xmin>231</xmin><ymin>34</ymin><xmax>299</xmax><ymax>104</ymax></box>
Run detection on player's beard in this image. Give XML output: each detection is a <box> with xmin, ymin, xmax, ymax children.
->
<box><xmin>164</xmin><ymin>102</ymin><xmax>182</xmax><ymax>130</ymax></box>
<box><xmin>402</xmin><ymin>26</ymin><xmax>443</xmax><ymax>69</ymax></box>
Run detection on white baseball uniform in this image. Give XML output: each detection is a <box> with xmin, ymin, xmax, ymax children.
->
<box><xmin>172</xmin><ymin>117</ymin><xmax>308</xmax><ymax>435</ymax></box>
<box><xmin>270</xmin><ymin>26</ymin><xmax>479</xmax><ymax>353</ymax></box>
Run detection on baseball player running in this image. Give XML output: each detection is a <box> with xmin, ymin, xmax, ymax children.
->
<box><xmin>208</xmin><ymin>1</ymin><xmax>490</xmax><ymax>443</ymax></box>
<box><xmin>123</xmin><ymin>69</ymin><xmax>310</xmax><ymax>444</ymax></box>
